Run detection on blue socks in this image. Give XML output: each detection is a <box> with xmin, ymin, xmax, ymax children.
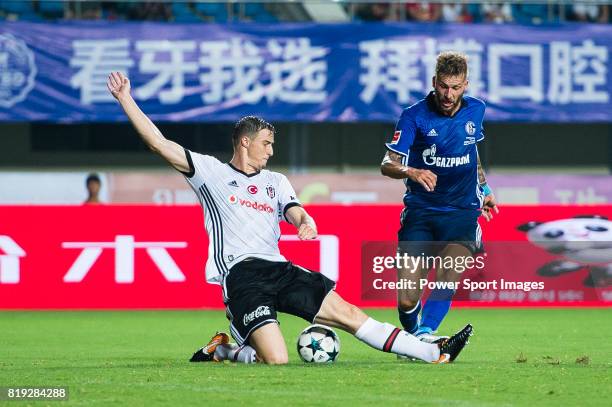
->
<box><xmin>420</xmin><ymin>289</ymin><xmax>454</xmax><ymax>332</ymax></box>
<box><xmin>399</xmin><ymin>290</ymin><xmax>455</xmax><ymax>334</ymax></box>
<box><xmin>398</xmin><ymin>300</ymin><xmax>421</xmax><ymax>334</ymax></box>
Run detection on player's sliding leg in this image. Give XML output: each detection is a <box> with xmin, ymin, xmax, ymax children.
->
<box><xmin>315</xmin><ymin>291</ymin><xmax>437</xmax><ymax>362</ymax></box>
<box><xmin>189</xmin><ymin>332</ymin><xmax>259</xmax><ymax>364</ymax></box>
<box><xmin>192</xmin><ymin>323</ymin><xmax>289</xmax><ymax>364</ymax></box>
<box><xmin>419</xmin><ymin>243</ymin><xmax>471</xmax><ymax>341</ymax></box>
<box><xmin>314</xmin><ymin>291</ymin><xmax>472</xmax><ymax>363</ymax></box>
<box><xmin>215</xmin><ymin>343</ymin><xmax>258</xmax><ymax>364</ymax></box>
<box><xmin>247</xmin><ymin>323</ymin><xmax>288</xmax><ymax>364</ymax></box>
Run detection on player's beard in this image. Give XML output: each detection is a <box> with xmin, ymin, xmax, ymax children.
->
<box><xmin>436</xmin><ymin>91</ymin><xmax>463</xmax><ymax>114</ymax></box>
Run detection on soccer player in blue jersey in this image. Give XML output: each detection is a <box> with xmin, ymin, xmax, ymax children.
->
<box><xmin>381</xmin><ymin>52</ymin><xmax>499</xmax><ymax>343</ymax></box>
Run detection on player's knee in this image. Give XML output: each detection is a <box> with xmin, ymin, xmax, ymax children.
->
<box><xmin>261</xmin><ymin>352</ymin><xmax>288</xmax><ymax>365</ymax></box>
<box><xmin>257</xmin><ymin>344</ymin><xmax>288</xmax><ymax>365</ymax></box>
<box><xmin>398</xmin><ymin>298</ymin><xmax>419</xmax><ymax>311</ymax></box>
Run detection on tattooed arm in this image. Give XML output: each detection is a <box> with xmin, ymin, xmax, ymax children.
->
<box><xmin>476</xmin><ymin>147</ymin><xmax>499</xmax><ymax>221</ymax></box>
<box><xmin>380</xmin><ymin>150</ymin><xmax>437</xmax><ymax>192</ymax></box>
<box><xmin>477</xmin><ymin>149</ymin><xmax>487</xmax><ymax>185</ymax></box>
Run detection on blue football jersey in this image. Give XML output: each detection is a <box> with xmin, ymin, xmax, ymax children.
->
<box><xmin>385</xmin><ymin>92</ymin><xmax>486</xmax><ymax>211</ymax></box>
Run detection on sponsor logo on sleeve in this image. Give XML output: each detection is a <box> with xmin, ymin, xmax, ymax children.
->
<box><xmin>390</xmin><ymin>130</ymin><xmax>402</xmax><ymax>144</ymax></box>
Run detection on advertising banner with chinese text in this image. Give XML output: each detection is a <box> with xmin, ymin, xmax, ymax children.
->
<box><xmin>0</xmin><ymin>22</ymin><xmax>610</xmax><ymax>122</ymax></box>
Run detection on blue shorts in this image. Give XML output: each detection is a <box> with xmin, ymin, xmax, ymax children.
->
<box><xmin>398</xmin><ymin>208</ymin><xmax>482</xmax><ymax>256</ymax></box>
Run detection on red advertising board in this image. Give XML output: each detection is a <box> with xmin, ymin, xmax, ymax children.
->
<box><xmin>0</xmin><ymin>205</ymin><xmax>610</xmax><ymax>309</ymax></box>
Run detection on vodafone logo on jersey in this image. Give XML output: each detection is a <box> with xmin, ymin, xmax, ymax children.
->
<box><xmin>228</xmin><ymin>194</ymin><xmax>273</xmax><ymax>213</ymax></box>
<box><xmin>247</xmin><ymin>185</ymin><xmax>258</xmax><ymax>194</ymax></box>
<box><xmin>239</xmin><ymin>198</ymin><xmax>274</xmax><ymax>213</ymax></box>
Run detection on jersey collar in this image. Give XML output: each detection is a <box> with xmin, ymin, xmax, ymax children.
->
<box><xmin>426</xmin><ymin>91</ymin><xmax>468</xmax><ymax>117</ymax></box>
<box><xmin>227</xmin><ymin>162</ymin><xmax>260</xmax><ymax>178</ymax></box>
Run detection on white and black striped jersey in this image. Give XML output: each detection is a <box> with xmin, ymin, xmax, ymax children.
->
<box><xmin>182</xmin><ymin>150</ymin><xmax>301</xmax><ymax>285</ymax></box>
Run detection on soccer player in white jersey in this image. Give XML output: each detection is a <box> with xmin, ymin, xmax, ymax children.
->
<box><xmin>107</xmin><ymin>71</ymin><xmax>473</xmax><ymax>365</ymax></box>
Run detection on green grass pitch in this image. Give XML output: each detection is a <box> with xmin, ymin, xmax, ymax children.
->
<box><xmin>1</xmin><ymin>309</ymin><xmax>610</xmax><ymax>406</ymax></box>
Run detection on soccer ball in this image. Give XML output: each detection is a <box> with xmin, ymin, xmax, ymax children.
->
<box><xmin>296</xmin><ymin>324</ymin><xmax>340</xmax><ymax>363</ymax></box>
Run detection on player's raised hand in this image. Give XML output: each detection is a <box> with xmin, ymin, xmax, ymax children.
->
<box><xmin>481</xmin><ymin>193</ymin><xmax>499</xmax><ymax>222</ymax></box>
<box><xmin>107</xmin><ymin>71</ymin><xmax>131</xmax><ymax>100</ymax></box>
<box><xmin>297</xmin><ymin>223</ymin><xmax>317</xmax><ymax>240</ymax></box>
<box><xmin>407</xmin><ymin>168</ymin><xmax>437</xmax><ymax>192</ymax></box>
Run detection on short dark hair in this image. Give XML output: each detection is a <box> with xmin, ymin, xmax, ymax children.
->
<box><xmin>435</xmin><ymin>51</ymin><xmax>468</xmax><ymax>79</ymax></box>
<box><xmin>232</xmin><ymin>116</ymin><xmax>275</xmax><ymax>147</ymax></box>
<box><xmin>86</xmin><ymin>173</ymin><xmax>101</xmax><ymax>185</ymax></box>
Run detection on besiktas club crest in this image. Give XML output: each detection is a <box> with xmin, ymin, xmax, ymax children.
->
<box><xmin>266</xmin><ymin>185</ymin><xmax>275</xmax><ymax>199</ymax></box>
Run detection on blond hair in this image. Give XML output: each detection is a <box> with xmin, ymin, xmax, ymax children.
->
<box><xmin>435</xmin><ymin>51</ymin><xmax>468</xmax><ymax>79</ymax></box>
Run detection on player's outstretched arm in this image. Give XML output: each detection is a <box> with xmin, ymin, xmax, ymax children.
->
<box><xmin>285</xmin><ymin>206</ymin><xmax>317</xmax><ymax>240</ymax></box>
<box><xmin>107</xmin><ymin>71</ymin><xmax>189</xmax><ymax>173</ymax></box>
<box><xmin>380</xmin><ymin>150</ymin><xmax>437</xmax><ymax>192</ymax></box>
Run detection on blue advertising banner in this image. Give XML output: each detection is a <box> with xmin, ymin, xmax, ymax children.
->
<box><xmin>0</xmin><ymin>22</ymin><xmax>610</xmax><ymax>122</ymax></box>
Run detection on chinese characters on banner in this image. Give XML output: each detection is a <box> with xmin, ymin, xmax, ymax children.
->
<box><xmin>70</xmin><ymin>38</ymin><xmax>327</xmax><ymax>105</ymax></box>
<box><xmin>0</xmin><ymin>22</ymin><xmax>609</xmax><ymax>121</ymax></box>
<box><xmin>358</xmin><ymin>38</ymin><xmax>607</xmax><ymax>105</ymax></box>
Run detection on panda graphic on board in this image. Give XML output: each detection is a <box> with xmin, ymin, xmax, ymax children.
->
<box><xmin>517</xmin><ymin>215</ymin><xmax>612</xmax><ymax>288</ymax></box>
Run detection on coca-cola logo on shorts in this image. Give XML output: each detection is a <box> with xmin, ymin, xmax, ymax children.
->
<box><xmin>243</xmin><ymin>305</ymin><xmax>271</xmax><ymax>326</ymax></box>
